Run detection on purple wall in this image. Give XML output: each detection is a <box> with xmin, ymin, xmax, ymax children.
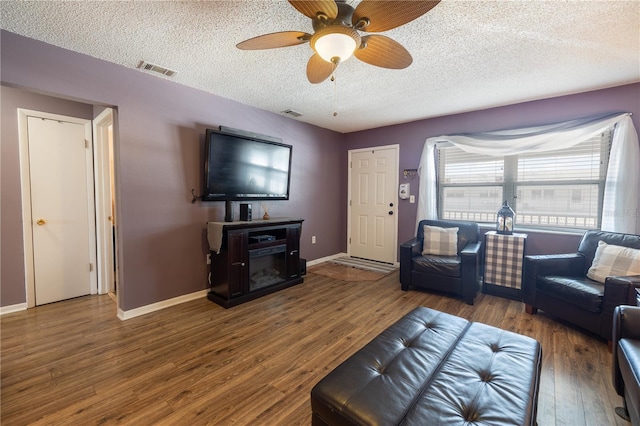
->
<box><xmin>2</xmin><ymin>29</ymin><xmax>638</xmax><ymax>312</ymax></box>
<box><xmin>0</xmin><ymin>86</ymin><xmax>95</xmax><ymax>306</ymax></box>
<box><xmin>345</xmin><ymin>83</ymin><xmax>640</xmax><ymax>251</ymax></box>
<box><xmin>1</xmin><ymin>31</ymin><xmax>347</xmax><ymax>311</ymax></box>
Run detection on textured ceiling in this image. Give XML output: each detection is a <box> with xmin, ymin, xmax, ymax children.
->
<box><xmin>2</xmin><ymin>0</ymin><xmax>639</xmax><ymax>133</ymax></box>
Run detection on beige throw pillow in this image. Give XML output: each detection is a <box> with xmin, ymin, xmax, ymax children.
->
<box><xmin>586</xmin><ymin>241</ymin><xmax>640</xmax><ymax>283</ymax></box>
<box><xmin>422</xmin><ymin>225</ymin><xmax>459</xmax><ymax>256</ymax></box>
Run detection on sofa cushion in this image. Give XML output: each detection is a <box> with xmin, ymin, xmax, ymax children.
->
<box><xmin>422</xmin><ymin>225</ymin><xmax>458</xmax><ymax>256</ymax></box>
<box><xmin>311</xmin><ymin>308</ymin><xmax>470</xmax><ymax>426</ymax></box>
<box><xmin>413</xmin><ymin>254</ymin><xmax>461</xmax><ymax>278</ymax></box>
<box><xmin>538</xmin><ymin>275</ymin><xmax>604</xmax><ymax>313</ymax></box>
<box><xmin>587</xmin><ymin>241</ymin><xmax>640</xmax><ymax>283</ymax></box>
<box><xmin>578</xmin><ymin>230</ymin><xmax>640</xmax><ymax>273</ymax></box>
<box><xmin>417</xmin><ymin>220</ymin><xmax>479</xmax><ymax>254</ymax></box>
<box><xmin>402</xmin><ymin>322</ymin><xmax>541</xmax><ymax>426</ymax></box>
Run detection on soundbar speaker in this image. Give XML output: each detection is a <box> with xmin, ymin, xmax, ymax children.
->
<box><xmin>224</xmin><ymin>200</ymin><xmax>234</xmax><ymax>222</ymax></box>
<box><xmin>240</xmin><ymin>203</ymin><xmax>252</xmax><ymax>221</ymax></box>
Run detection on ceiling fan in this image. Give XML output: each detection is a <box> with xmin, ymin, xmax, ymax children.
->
<box><xmin>236</xmin><ymin>0</ymin><xmax>440</xmax><ymax>84</ymax></box>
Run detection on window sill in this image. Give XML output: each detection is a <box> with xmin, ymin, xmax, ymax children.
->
<box><xmin>478</xmin><ymin>224</ymin><xmax>588</xmax><ymax>237</ymax></box>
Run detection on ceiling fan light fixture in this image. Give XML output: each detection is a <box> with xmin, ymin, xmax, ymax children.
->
<box><xmin>315</xmin><ymin>33</ymin><xmax>355</xmax><ymax>63</ymax></box>
<box><xmin>311</xmin><ymin>26</ymin><xmax>361</xmax><ymax>64</ymax></box>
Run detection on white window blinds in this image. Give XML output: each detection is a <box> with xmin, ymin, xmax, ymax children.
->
<box><xmin>437</xmin><ymin>131</ymin><xmax>611</xmax><ymax>230</ymax></box>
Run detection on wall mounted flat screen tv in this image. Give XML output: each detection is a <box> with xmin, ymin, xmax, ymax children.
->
<box><xmin>203</xmin><ymin>128</ymin><xmax>292</xmax><ymax>201</ymax></box>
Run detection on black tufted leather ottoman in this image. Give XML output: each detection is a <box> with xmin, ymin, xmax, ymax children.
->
<box><xmin>311</xmin><ymin>307</ymin><xmax>542</xmax><ymax>425</ymax></box>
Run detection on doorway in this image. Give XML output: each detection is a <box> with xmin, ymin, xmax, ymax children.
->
<box><xmin>93</xmin><ymin>108</ymin><xmax>118</xmax><ymax>300</ymax></box>
<box><xmin>347</xmin><ymin>145</ymin><xmax>399</xmax><ymax>264</ymax></box>
<box><xmin>18</xmin><ymin>109</ymin><xmax>97</xmax><ymax>306</ymax></box>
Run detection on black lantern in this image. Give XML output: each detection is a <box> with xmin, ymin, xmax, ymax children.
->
<box><xmin>496</xmin><ymin>200</ymin><xmax>515</xmax><ymax>235</ymax></box>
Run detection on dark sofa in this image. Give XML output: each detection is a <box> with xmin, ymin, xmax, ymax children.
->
<box><xmin>612</xmin><ymin>305</ymin><xmax>640</xmax><ymax>424</ymax></box>
<box><xmin>523</xmin><ymin>230</ymin><xmax>640</xmax><ymax>341</ymax></box>
<box><xmin>400</xmin><ymin>219</ymin><xmax>481</xmax><ymax>305</ymax></box>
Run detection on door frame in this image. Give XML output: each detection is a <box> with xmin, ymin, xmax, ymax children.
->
<box><xmin>93</xmin><ymin>108</ymin><xmax>117</xmax><ymax>297</ymax></box>
<box><xmin>347</xmin><ymin>144</ymin><xmax>400</xmax><ymax>264</ymax></box>
<box><xmin>18</xmin><ymin>109</ymin><xmax>98</xmax><ymax>307</ymax></box>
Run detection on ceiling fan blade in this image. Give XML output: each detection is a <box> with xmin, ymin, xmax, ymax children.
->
<box><xmin>236</xmin><ymin>31</ymin><xmax>311</xmax><ymax>50</ymax></box>
<box><xmin>354</xmin><ymin>35</ymin><xmax>412</xmax><ymax>69</ymax></box>
<box><xmin>352</xmin><ymin>0</ymin><xmax>440</xmax><ymax>32</ymax></box>
<box><xmin>306</xmin><ymin>53</ymin><xmax>336</xmax><ymax>84</ymax></box>
<box><xmin>288</xmin><ymin>0</ymin><xmax>338</xmax><ymax>20</ymax></box>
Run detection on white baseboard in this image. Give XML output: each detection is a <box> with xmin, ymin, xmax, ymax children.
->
<box><xmin>307</xmin><ymin>252</ymin><xmax>347</xmax><ymax>267</ymax></box>
<box><xmin>117</xmin><ymin>289</ymin><xmax>208</xmax><ymax>321</ymax></box>
<box><xmin>117</xmin><ymin>254</ymin><xmax>349</xmax><ymax>320</ymax></box>
<box><xmin>101</xmin><ymin>252</ymin><xmax>390</xmax><ymax>320</ymax></box>
<box><xmin>0</xmin><ymin>303</ymin><xmax>28</xmax><ymax>315</ymax></box>
<box><xmin>4</xmin><ymin>253</ymin><xmax>384</xmax><ymax>319</ymax></box>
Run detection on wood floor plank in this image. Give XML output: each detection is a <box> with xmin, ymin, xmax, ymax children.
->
<box><xmin>518</xmin><ymin>307</ymin><xmax>557</xmax><ymax>426</ymax></box>
<box><xmin>1</xmin><ymin>384</ymin><xmax>97</xmax><ymax>425</ymax></box>
<box><xmin>553</xmin><ymin>325</ymin><xmax>587</xmax><ymax>426</ymax></box>
<box><xmin>30</xmin><ymin>388</ymin><xmax>141</xmax><ymax>426</ymax></box>
<box><xmin>582</xmin><ymin>337</ymin><xmax>627</xmax><ymax>426</ymax></box>
<box><xmin>1</xmin><ymin>268</ymin><xmax>624</xmax><ymax>425</ymax></box>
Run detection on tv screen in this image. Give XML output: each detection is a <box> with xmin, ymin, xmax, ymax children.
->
<box><xmin>203</xmin><ymin>129</ymin><xmax>292</xmax><ymax>201</ymax></box>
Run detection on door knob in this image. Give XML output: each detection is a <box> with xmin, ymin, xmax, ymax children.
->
<box><xmin>36</xmin><ymin>219</ymin><xmax>46</xmax><ymax>226</ymax></box>
<box><xmin>388</xmin><ymin>211</ymin><xmax>394</xmax><ymax>215</ymax></box>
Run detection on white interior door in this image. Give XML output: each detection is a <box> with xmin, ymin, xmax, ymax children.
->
<box><xmin>348</xmin><ymin>146</ymin><xmax>399</xmax><ymax>264</ymax></box>
<box><xmin>27</xmin><ymin>115</ymin><xmax>95</xmax><ymax>305</ymax></box>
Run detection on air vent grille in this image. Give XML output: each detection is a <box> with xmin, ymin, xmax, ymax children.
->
<box><xmin>137</xmin><ymin>61</ymin><xmax>177</xmax><ymax>77</ymax></box>
<box><xmin>281</xmin><ymin>109</ymin><xmax>303</xmax><ymax>118</ymax></box>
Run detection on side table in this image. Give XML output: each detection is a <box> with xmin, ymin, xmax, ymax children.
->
<box><xmin>483</xmin><ymin>231</ymin><xmax>528</xmax><ymax>301</ymax></box>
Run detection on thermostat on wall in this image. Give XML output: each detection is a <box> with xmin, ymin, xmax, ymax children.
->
<box><xmin>399</xmin><ymin>183</ymin><xmax>410</xmax><ymax>199</ymax></box>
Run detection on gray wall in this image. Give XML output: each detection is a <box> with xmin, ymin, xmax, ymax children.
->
<box><xmin>1</xmin><ymin>31</ymin><xmax>347</xmax><ymax>310</ymax></box>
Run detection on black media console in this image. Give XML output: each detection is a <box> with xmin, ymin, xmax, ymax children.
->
<box><xmin>207</xmin><ymin>218</ymin><xmax>304</xmax><ymax>308</ymax></box>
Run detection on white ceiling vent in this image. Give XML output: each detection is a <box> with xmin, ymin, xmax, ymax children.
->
<box><xmin>137</xmin><ymin>61</ymin><xmax>177</xmax><ymax>77</ymax></box>
<box><xmin>281</xmin><ymin>109</ymin><xmax>303</xmax><ymax>118</ymax></box>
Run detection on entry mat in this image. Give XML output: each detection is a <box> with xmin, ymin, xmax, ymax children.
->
<box><xmin>330</xmin><ymin>256</ymin><xmax>398</xmax><ymax>275</ymax></box>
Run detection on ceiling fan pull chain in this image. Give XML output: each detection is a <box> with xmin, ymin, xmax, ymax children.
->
<box><xmin>332</xmin><ymin>74</ymin><xmax>338</xmax><ymax>117</ymax></box>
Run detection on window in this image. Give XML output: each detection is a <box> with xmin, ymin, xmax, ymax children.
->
<box><xmin>437</xmin><ymin>130</ymin><xmax>612</xmax><ymax>230</ymax></box>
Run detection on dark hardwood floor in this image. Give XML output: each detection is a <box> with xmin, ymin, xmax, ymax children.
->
<box><xmin>1</xmin><ymin>267</ymin><xmax>626</xmax><ymax>425</ymax></box>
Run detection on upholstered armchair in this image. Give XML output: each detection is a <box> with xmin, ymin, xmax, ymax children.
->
<box><xmin>612</xmin><ymin>305</ymin><xmax>640</xmax><ymax>425</ymax></box>
<box><xmin>523</xmin><ymin>230</ymin><xmax>640</xmax><ymax>341</ymax></box>
<box><xmin>400</xmin><ymin>219</ymin><xmax>481</xmax><ymax>305</ymax></box>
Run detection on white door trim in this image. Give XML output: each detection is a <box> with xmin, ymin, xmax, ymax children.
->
<box><xmin>347</xmin><ymin>144</ymin><xmax>400</xmax><ymax>264</ymax></box>
<box><xmin>93</xmin><ymin>108</ymin><xmax>116</xmax><ymax>298</ymax></box>
<box><xmin>18</xmin><ymin>109</ymin><xmax>98</xmax><ymax>307</ymax></box>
